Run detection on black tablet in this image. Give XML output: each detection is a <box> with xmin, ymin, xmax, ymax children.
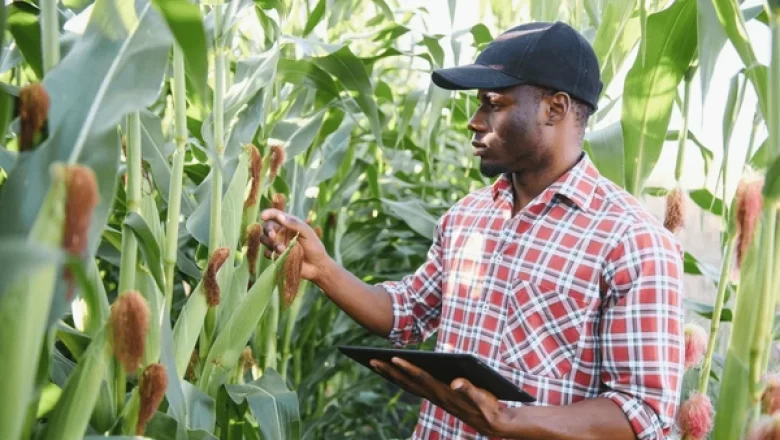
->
<box><xmin>338</xmin><ymin>345</ymin><xmax>535</xmax><ymax>403</ymax></box>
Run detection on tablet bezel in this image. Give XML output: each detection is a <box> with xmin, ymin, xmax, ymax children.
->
<box><xmin>338</xmin><ymin>345</ymin><xmax>536</xmax><ymax>403</ymax></box>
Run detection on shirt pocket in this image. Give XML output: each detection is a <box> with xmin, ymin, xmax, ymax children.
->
<box><xmin>499</xmin><ymin>280</ymin><xmax>591</xmax><ymax>380</ymax></box>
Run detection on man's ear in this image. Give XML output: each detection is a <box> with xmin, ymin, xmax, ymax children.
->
<box><xmin>545</xmin><ymin>92</ymin><xmax>570</xmax><ymax>126</ymax></box>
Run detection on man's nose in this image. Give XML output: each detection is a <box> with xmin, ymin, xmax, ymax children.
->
<box><xmin>467</xmin><ymin>114</ymin><xmax>487</xmax><ymax>133</ymax></box>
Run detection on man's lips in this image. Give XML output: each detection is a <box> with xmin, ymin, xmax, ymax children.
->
<box><xmin>472</xmin><ymin>140</ymin><xmax>487</xmax><ymax>156</ymax></box>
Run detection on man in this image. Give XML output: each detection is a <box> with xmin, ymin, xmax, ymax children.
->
<box><xmin>259</xmin><ymin>21</ymin><xmax>684</xmax><ymax>440</ymax></box>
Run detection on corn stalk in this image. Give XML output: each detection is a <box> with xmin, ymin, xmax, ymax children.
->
<box><xmin>711</xmin><ymin>1</ymin><xmax>780</xmax><ymax>437</ymax></box>
<box><xmin>115</xmin><ymin>111</ymin><xmax>142</xmax><ymax>414</ymax></box>
<box><xmin>164</xmin><ymin>43</ymin><xmax>188</xmax><ymax>315</ymax></box>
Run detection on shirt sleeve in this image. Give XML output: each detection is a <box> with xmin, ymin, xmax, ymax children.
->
<box><xmin>375</xmin><ymin>213</ymin><xmax>447</xmax><ymax>348</ymax></box>
<box><xmin>599</xmin><ymin>220</ymin><xmax>685</xmax><ymax>440</ymax></box>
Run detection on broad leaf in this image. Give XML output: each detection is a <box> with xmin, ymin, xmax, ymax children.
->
<box><xmin>621</xmin><ymin>0</ymin><xmax>697</xmax><ymax>195</ymax></box>
<box><xmin>159</xmin><ymin>306</ymin><xmax>188</xmax><ymax>440</ymax></box>
<box><xmin>139</xmin><ymin>110</ymin><xmax>196</xmax><ymax>216</ymax></box>
<box><xmin>697</xmin><ymin>0</ymin><xmax>764</xmax><ymax>108</ymax></box>
<box><xmin>688</xmin><ymin>188</ymin><xmax>728</xmax><ymax>218</ymax></box>
<box><xmin>302</xmin><ymin>0</ymin><xmax>326</xmax><ymax>36</ymax></box>
<box><xmin>269</xmin><ymin>109</ymin><xmax>326</xmax><ymax>160</ymax></box>
<box><xmin>591</xmin><ymin>0</ymin><xmax>637</xmax><ymax>85</ymax></box>
<box><xmin>0</xmin><ymin>0</ymin><xmax>173</xmax><ymax>328</ymax></box>
<box><xmin>7</xmin><ymin>1</ymin><xmax>43</xmax><ymax>79</ymax></box>
<box><xmin>313</xmin><ymin>46</ymin><xmax>383</xmax><ymax>148</ymax></box>
<box><xmin>202</xmin><ymin>46</ymin><xmax>279</xmax><ymax>153</ymax></box>
<box><xmin>199</xmin><ymin>242</ymin><xmax>292</xmax><ymax>397</ymax></box>
<box><xmin>224</xmin><ymin>369</ymin><xmax>300</xmax><ymax>440</ymax></box>
<box><xmin>684</xmin><ymin>298</ymin><xmax>733</xmax><ymax>322</ymax></box>
<box><xmin>152</xmin><ymin>0</ymin><xmax>209</xmax><ymax>107</ymax></box>
<box><xmin>584</xmin><ymin>121</ymin><xmax>625</xmax><ymax>187</ymax></box>
<box><xmin>0</xmin><ymin>238</ymin><xmax>61</xmax><ymax>296</ymax></box>
<box><xmin>763</xmin><ymin>155</ymin><xmax>780</xmax><ymax>203</ymax></box>
<box><xmin>380</xmin><ymin>198</ymin><xmax>437</xmax><ymax>239</ymax></box>
<box><xmin>124</xmin><ymin>211</ymin><xmax>166</xmax><ymax>293</ymax></box>
<box><xmin>711</xmin><ymin>0</ymin><xmax>768</xmax><ymax>117</ymax></box>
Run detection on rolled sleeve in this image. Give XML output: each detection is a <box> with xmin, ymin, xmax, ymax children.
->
<box><xmin>376</xmin><ymin>214</ymin><xmax>447</xmax><ymax>348</ymax></box>
<box><xmin>599</xmin><ymin>221</ymin><xmax>685</xmax><ymax>440</ymax></box>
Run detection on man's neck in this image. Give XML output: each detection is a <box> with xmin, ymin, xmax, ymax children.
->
<box><xmin>509</xmin><ymin>150</ymin><xmax>582</xmax><ymax>215</ymax></box>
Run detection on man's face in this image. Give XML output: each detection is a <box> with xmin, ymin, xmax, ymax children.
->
<box><xmin>467</xmin><ymin>85</ymin><xmax>552</xmax><ymax>178</ymax></box>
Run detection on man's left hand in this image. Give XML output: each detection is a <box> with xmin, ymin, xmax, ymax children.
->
<box><xmin>369</xmin><ymin>357</ymin><xmax>510</xmax><ymax>437</ymax></box>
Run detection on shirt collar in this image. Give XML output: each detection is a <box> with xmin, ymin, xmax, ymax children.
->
<box><xmin>490</xmin><ymin>152</ymin><xmax>600</xmax><ymax>212</ymax></box>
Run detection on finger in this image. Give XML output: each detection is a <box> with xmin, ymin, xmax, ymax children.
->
<box><xmin>261</xmin><ymin>209</ymin><xmax>298</xmax><ymax>231</ymax></box>
<box><xmin>391</xmin><ymin>357</ymin><xmax>436</xmax><ymax>384</ymax></box>
<box><xmin>371</xmin><ymin>360</ymin><xmax>431</xmax><ymax>399</ymax></box>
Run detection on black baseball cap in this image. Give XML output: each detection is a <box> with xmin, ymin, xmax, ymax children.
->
<box><xmin>431</xmin><ymin>21</ymin><xmax>603</xmax><ymax>111</ymax></box>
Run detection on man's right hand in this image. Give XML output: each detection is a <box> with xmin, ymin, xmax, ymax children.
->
<box><xmin>259</xmin><ymin>208</ymin><xmax>332</xmax><ymax>284</ymax></box>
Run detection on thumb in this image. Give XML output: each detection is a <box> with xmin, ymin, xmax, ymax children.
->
<box><xmin>452</xmin><ymin>379</ymin><xmax>489</xmax><ymax>406</ymax></box>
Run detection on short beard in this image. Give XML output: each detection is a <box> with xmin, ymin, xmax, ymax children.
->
<box><xmin>479</xmin><ymin>161</ymin><xmax>507</xmax><ymax>178</ymax></box>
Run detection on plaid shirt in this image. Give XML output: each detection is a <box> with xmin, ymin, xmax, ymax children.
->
<box><xmin>378</xmin><ymin>153</ymin><xmax>685</xmax><ymax>440</ymax></box>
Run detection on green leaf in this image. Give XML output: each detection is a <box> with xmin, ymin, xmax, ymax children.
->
<box><xmin>278</xmin><ymin>58</ymin><xmax>339</xmax><ymax>106</ymax></box>
<box><xmin>0</xmin><ymin>139</ymin><xmax>16</xmax><ymax>166</ymax></box>
<box><xmin>621</xmin><ymin>0</ymin><xmax>698</xmax><ymax>195</ymax></box>
<box><xmin>200</xmin><ymin>242</ymin><xmax>293</xmax><ymax>396</ymax></box>
<box><xmin>41</xmin><ymin>324</ymin><xmax>112</xmax><ymax>440</ymax></box>
<box><xmin>0</xmin><ymin>238</ymin><xmax>62</xmax><ymax>296</ymax></box>
<box><xmin>684</xmin><ymin>298</ymin><xmax>733</xmax><ymax>321</ymax></box>
<box><xmin>139</xmin><ymin>110</ymin><xmax>196</xmax><ymax>216</ymax></box>
<box><xmin>600</xmin><ymin>14</ymin><xmax>641</xmax><ymax>91</ymax></box>
<box><xmin>0</xmin><ymin>164</ymin><xmax>68</xmax><ymax>440</ymax></box>
<box><xmin>762</xmin><ymin>155</ymin><xmax>780</xmax><ymax>203</ymax></box>
<box><xmin>591</xmin><ymin>0</ymin><xmax>637</xmax><ymax>83</ymax></box>
<box><xmin>181</xmin><ymin>380</ymin><xmax>216</xmax><ymax>432</ymax></box>
<box><xmin>216</xmin><ymin>256</ymin><xmax>250</xmax><ymax>332</ymax></box>
<box><xmin>688</xmin><ymin>188</ymin><xmax>728</xmax><ymax>218</ymax></box>
<box><xmin>697</xmin><ymin>0</ymin><xmax>764</xmax><ymax>108</ymax></box>
<box><xmin>470</xmin><ymin>23</ymin><xmax>493</xmax><ymax>48</ymax></box>
<box><xmin>0</xmin><ymin>0</ymin><xmax>173</xmax><ymax>327</ymax></box>
<box><xmin>313</xmin><ymin>46</ymin><xmax>383</xmax><ymax>148</ymax></box>
<box><xmin>185</xmin><ymin>146</ymin><xmax>250</xmax><ymax>249</ymax></box>
<box><xmin>202</xmin><ymin>46</ymin><xmax>279</xmax><ymax>152</ymax></box>
<box><xmin>158</xmin><ymin>306</ymin><xmax>189</xmax><ymax>440</ymax></box>
<box><xmin>226</xmin><ymin>85</ymin><xmax>265</xmax><ymax>160</ymax></box>
<box><xmin>7</xmin><ymin>1</ymin><xmax>43</xmax><ymax>79</ymax></box>
<box><xmin>723</xmin><ymin>72</ymin><xmax>746</xmax><ymax>151</ymax></box>
<box><xmin>152</xmin><ymin>0</ymin><xmax>209</xmax><ymax>108</ymax></box>
<box><xmin>224</xmin><ymin>369</ymin><xmax>300</xmax><ymax>440</ymax></box>
<box><xmin>380</xmin><ymin>198</ymin><xmax>437</xmax><ymax>239</ymax></box>
<box><xmin>584</xmin><ymin>121</ymin><xmax>625</xmax><ymax>187</ymax></box>
<box><xmin>372</xmin><ymin>0</ymin><xmax>393</xmax><ymax>20</ymax></box>
<box><xmin>302</xmin><ymin>0</ymin><xmax>326</xmax><ymax>36</ymax></box>
<box><xmin>711</xmin><ymin>0</ymin><xmax>768</xmax><ymax>117</ymax></box>
<box><xmin>124</xmin><ymin>211</ymin><xmax>166</xmax><ymax>293</ymax></box>
<box><xmin>136</xmin><ymin>269</ymin><xmax>163</xmax><ymax>366</ymax></box>
<box><xmin>421</xmin><ymin>35</ymin><xmax>444</xmax><ymax>68</ymax></box>
<box><xmin>269</xmin><ymin>109</ymin><xmax>326</xmax><ymax>159</ymax></box>
<box><xmin>36</xmin><ymin>382</ymin><xmax>62</xmax><ymax>418</ymax></box>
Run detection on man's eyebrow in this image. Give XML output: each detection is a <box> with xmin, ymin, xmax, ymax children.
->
<box><xmin>478</xmin><ymin>92</ymin><xmax>500</xmax><ymax>100</ymax></box>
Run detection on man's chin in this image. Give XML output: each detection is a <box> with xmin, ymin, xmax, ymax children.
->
<box><xmin>479</xmin><ymin>162</ymin><xmax>505</xmax><ymax>178</ymax></box>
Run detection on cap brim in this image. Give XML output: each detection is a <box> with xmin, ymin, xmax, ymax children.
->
<box><xmin>431</xmin><ymin>64</ymin><xmax>524</xmax><ymax>91</ymax></box>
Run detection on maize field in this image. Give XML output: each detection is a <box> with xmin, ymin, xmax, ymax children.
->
<box><xmin>0</xmin><ymin>0</ymin><xmax>778</xmax><ymax>439</ymax></box>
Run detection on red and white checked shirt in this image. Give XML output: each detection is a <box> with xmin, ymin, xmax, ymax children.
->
<box><xmin>378</xmin><ymin>153</ymin><xmax>685</xmax><ymax>440</ymax></box>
